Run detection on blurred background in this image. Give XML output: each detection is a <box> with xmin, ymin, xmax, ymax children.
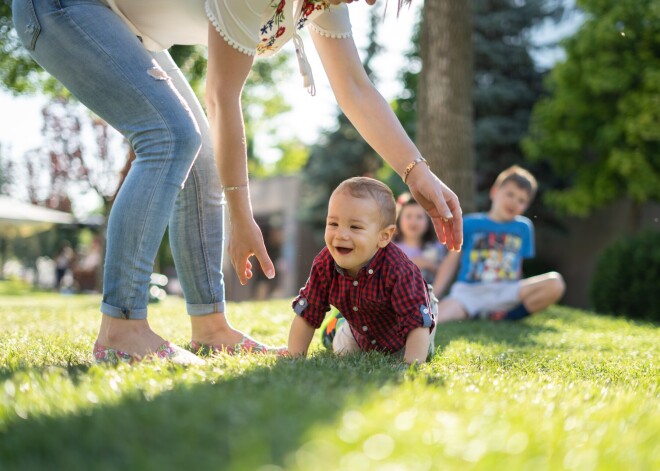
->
<box><xmin>0</xmin><ymin>0</ymin><xmax>657</xmax><ymax>318</ymax></box>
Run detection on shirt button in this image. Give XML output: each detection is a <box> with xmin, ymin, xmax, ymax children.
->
<box><xmin>371</xmin><ymin>339</ymin><xmax>377</xmax><ymax>344</ymax></box>
<box><xmin>368</xmin><ymin>269</ymin><xmax>374</xmax><ymax>275</ymax></box>
<box><xmin>362</xmin><ymin>325</ymin><xmax>368</xmax><ymax>331</ymax></box>
<box><xmin>352</xmin><ymin>306</ymin><xmax>358</xmax><ymax>312</ymax></box>
<box><xmin>353</xmin><ymin>281</ymin><xmax>358</xmax><ymax>286</ymax></box>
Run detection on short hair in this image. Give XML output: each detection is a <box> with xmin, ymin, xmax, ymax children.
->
<box><xmin>333</xmin><ymin>177</ymin><xmax>396</xmax><ymax>227</ymax></box>
<box><xmin>493</xmin><ymin>165</ymin><xmax>538</xmax><ymax>200</ymax></box>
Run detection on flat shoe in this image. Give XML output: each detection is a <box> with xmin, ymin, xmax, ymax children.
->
<box><xmin>94</xmin><ymin>341</ymin><xmax>205</xmax><ymax>366</ymax></box>
<box><xmin>190</xmin><ymin>337</ymin><xmax>287</xmax><ymax>356</ymax></box>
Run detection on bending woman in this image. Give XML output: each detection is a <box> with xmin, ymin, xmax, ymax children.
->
<box><xmin>12</xmin><ymin>0</ymin><xmax>462</xmax><ymax>364</ymax></box>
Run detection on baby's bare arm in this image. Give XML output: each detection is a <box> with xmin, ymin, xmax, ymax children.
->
<box><xmin>403</xmin><ymin>327</ymin><xmax>431</xmax><ymax>365</ymax></box>
<box><xmin>287</xmin><ymin>316</ymin><xmax>316</xmax><ymax>358</ymax></box>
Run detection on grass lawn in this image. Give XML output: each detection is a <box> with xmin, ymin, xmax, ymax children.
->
<box><xmin>0</xmin><ymin>289</ymin><xmax>658</xmax><ymax>471</ymax></box>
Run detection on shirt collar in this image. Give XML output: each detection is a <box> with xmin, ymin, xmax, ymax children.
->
<box><xmin>333</xmin><ymin>245</ymin><xmax>388</xmax><ymax>278</ymax></box>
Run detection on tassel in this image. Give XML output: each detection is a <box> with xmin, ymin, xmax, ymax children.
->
<box><xmin>293</xmin><ymin>33</ymin><xmax>316</xmax><ymax>96</ymax></box>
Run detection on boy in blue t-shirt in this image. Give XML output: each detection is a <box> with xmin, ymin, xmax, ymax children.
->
<box><xmin>433</xmin><ymin>166</ymin><xmax>565</xmax><ymax>322</ymax></box>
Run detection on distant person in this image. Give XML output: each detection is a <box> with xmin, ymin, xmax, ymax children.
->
<box><xmin>394</xmin><ymin>193</ymin><xmax>447</xmax><ymax>284</ymax></box>
<box><xmin>73</xmin><ymin>236</ymin><xmax>103</xmax><ymax>292</ymax></box>
<box><xmin>433</xmin><ymin>166</ymin><xmax>565</xmax><ymax>322</ymax></box>
<box><xmin>287</xmin><ymin>177</ymin><xmax>437</xmax><ymax>365</ymax></box>
<box><xmin>53</xmin><ymin>241</ymin><xmax>75</xmax><ymax>290</ymax></box>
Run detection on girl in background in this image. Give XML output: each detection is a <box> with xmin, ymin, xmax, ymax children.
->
<box><xmin>394</xmin><ymin>193</ymin><xmax>447</xmax><ymax>284</ymax></box>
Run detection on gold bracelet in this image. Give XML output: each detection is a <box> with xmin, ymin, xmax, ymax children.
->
<box><xmin>222</xmin><ymin>184</ymin><xmax>248</xmax><ymax>191</ymax></box>
<box><xmin>402</xmin><ymin>157</ymin><xmax>429</xmax><ymax>183</ymax></box>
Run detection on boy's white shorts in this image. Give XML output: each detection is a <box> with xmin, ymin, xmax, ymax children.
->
<box><xmin>447</xmin><ymin>281</ymin><xmax>521</xmax><ymax>318</ymax></box>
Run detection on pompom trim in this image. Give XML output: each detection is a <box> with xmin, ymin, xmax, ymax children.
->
<box><xmin>307</xmin><ymin>24</ymin><xmax>353</xmax><ymax>39</ymax></box>
<box><xmin>205</xmin><ymin>1</ymin><xmax>256</xmax><ymax>56</ymax></box>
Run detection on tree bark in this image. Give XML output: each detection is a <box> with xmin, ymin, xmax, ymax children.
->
<box><xmin>417</xmin><ymin>0</ymin><xmax>476</xmax><ymax>212</ymax></box>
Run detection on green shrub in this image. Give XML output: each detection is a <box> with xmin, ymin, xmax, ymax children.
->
<box><xmin>590</xmin><ymin>230</ymin><xmax>660</xmax><ymax>321</ymax></box>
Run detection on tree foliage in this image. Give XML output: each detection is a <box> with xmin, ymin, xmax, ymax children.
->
<box><xmin>0</xmin><ymin>144</ymin><xmax>13</xmax><ymax>195</ymax></box>
<box><xmin>158</xmin><ymin>45</ymin><xmax>298</xmax><ymax>177</ymax></box>
<box><xmin>590</xmin><ymin>230</ymin><xmax>660</xmax><ymax>321</ymax></box>
<box><xmin>300</xmin><ymin>7</ymin><xmax>384</xmax><ymax>231</ymax></box>
<box><xmin>524</xmin><ymin>0</ymin><xmax>660</xmax><ymax>216</ymax></box>
<box><xmin>0</xmin><ymin>1</ymin><xmax>63</xmax><ymax>95</ymax></box>
<box><xmin>473</xmin><ymin>0</ymin><xmax>563</xmax><ymax>209</ymax></box>
<box><xmin>8</xmin><ymin>98</ymin><xmax>124</xmax><ymax>212</ymax></box>
<box><xmin>394</xmin><ymin>0</ymin><xmax>564</xmax><ymax>211</ymax></box>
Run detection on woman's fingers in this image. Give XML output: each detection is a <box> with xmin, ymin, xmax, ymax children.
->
<box><xmin>228</xmin><ymin>222</ymin><xmax>275</xmax><ymax>285</ymax></box>
<box><xmin>408</xmin><ymin>169</ymin><xmax>463</xmax><ymax>251</ymax></box>
<box><xmin>445</xmin><ymin>194</ymin><xmax>463</xmax><ymax>250</ymax></box>
<box><xmin>254</xmin><ymin>240</ymin><xmax>276</xmax><ymax>280</ymax></box>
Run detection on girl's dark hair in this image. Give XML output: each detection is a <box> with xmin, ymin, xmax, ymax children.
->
<box><xmin>394</xmin><ymin>193</ymin><xmax>436</xmax><ymax>244</ymax></box>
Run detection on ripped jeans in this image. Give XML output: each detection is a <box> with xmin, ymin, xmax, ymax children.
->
<box><xmin>13</xmin><ymin>0</ymin><xmax>226</xmax><ymax>319</ymax></box>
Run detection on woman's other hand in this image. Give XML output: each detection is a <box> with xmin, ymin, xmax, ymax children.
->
<box><xmin>228</xmin><ymin>214</ymin><xmax>275</xmax><ymax>285</ymax></box>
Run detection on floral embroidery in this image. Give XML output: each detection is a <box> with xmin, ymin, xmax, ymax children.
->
<box><xmin>256</xmin><ymin>0</ymin><xmax>330</xmax><ymax>55</ymax></box>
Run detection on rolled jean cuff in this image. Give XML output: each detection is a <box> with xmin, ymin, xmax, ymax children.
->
<box><xmin>101</xmin><ymin>301</ymin><xmax>148</xmax><ymax>320</ymax></box>
<box><xmin>187</xmin><ymin>301</ymin><xmax>226</xmax><ymax>316</ymax></box>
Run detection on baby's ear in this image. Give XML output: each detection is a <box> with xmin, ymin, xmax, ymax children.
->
<box><xmin>378</xmin><ymin>224</ymin><xmax>397</xmax><ymax>248</ymax></box>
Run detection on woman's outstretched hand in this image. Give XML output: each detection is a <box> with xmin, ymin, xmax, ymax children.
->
<box><xmin>227</xmin><ymin>214</ymin><xmax>275</xmax><ymax>285</ymax></box>
<box><xmin>406</xmin><ymin>165</ymin><xmax>463</xmax><ymax>252</ymax></box>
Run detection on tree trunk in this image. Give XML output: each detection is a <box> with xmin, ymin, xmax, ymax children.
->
<box><xmin>417</xmin><ymin>0</ymin><xmax>476</xmax><ymax>212</ymax></box>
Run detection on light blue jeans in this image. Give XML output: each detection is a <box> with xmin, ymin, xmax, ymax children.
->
<box><xmin>13</xmin><ymin>0</ymin><xmax>226</xmax><ymax>319</ymax></box>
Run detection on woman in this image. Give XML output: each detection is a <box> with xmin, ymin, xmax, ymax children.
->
<box><xmin>12</xmin><ymin>0</ymin><xmax>462</xmax><ymax>364</ymax></box>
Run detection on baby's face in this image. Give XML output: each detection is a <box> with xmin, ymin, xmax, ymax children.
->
<box><xmin>324</xmin><ymin>191</ymin><xmax>393</xmax><ymax>278</ymax></box>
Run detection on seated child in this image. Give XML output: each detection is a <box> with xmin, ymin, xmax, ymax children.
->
<box><xmin>287</xmin><ymin>177</ymin><xmax>437</xmax><ymax>364</ymax></box>
<box><xmin>394</xmin><ymin>193</ymin><xmax>447</xmax><ymax>284</ymax></box>
<box><xmin>433</xmin><ymin>165</ymin><xmax>565</xmax><ymax>322</ymax></box>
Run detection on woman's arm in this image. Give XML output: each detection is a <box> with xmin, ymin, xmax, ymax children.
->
<box><xmin>311</xmin><ymin>33</ymin><xmax>463</xmax><ymax>251</ymax></box>
<box><xmin>206</xmin><ymin>24</ymin><xmax>275</xmax><ymax>284</ymax></box>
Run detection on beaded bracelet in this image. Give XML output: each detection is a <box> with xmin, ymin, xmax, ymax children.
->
<box><xmin>402</xmin><ymin>157</ymin><xmax>429</xmax><ymax>184</ymax></box>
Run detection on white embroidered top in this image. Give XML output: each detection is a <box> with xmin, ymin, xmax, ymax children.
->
<box><xmin>104</xmin><ymin>0</ymin><xmax>353</xmax><ymax>93</ymax></box>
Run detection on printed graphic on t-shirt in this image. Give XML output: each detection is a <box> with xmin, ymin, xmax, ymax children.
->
<box><xmin>466</xmin><ymin>232</ymin><xmax>523</xmax><ymax>282</ymax></box>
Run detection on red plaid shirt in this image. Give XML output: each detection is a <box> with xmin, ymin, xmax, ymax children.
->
<box><xmin>292</xmin><ymin>243</ymin><xmax>435</xmax><ymax>353</ymax></box>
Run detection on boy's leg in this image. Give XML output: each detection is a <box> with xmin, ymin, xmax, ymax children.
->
<box><xmin>436</xmin><ymin>298</ymin><xmax>469</xmax><ymax>323</ymax></box>
<box><xmin>518</xmin><ymin>271</ymin><xmax>566</xmax><ymax>313</ymax></box>
<box><xmin>333</xmin><ymin>322</ymin><xmax>361</xmax><ymax>355</ymax></box>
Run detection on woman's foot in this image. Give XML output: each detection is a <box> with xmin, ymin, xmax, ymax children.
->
<box><xmin>95</xmin><ymin>315</ymin><xmax>166</xmax><ymax>357</ymax></box>
<box><xmin>190</xmin><ymin>312</ymin><xmax>286</xmax><ymax>355</ymax></box>
<box><xmin>94</xmin><ymin>314</ymin><xmax>204</xmax><ymax>365</ymax></box>
<box><xmin>94</xmin><ymin>340</ymin><xmax>204</xmax><ymax>365</ymax></box>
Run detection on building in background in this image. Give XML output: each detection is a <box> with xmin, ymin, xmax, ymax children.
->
<box><xmin>223</xmin><ymin>176</ymin><xmax>322</xmax><ymax>302</ymax></box>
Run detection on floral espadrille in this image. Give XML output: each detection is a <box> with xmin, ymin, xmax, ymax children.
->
<box><xmin>94</xmin><ymin>341</ymin><xmax>205</xmax><ymax>366</ymax></box>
